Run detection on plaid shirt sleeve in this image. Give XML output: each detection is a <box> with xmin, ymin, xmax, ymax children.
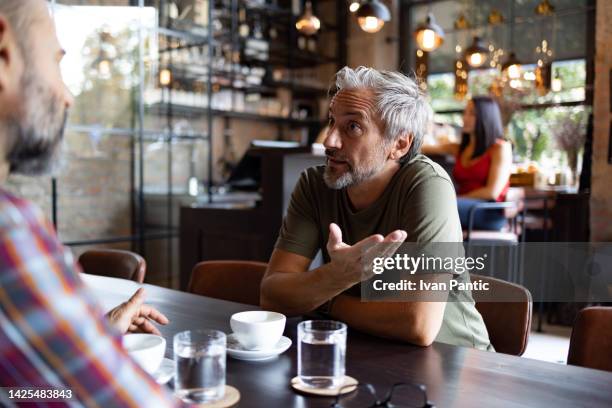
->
<box><xmin>0</xmin><ymin>190</ymin><xmax>181</xmax><ymax>408</ymax></box>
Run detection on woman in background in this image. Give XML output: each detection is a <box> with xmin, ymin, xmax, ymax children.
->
<box><xmin>424</xmin><ymin>96</ymin><xmax>512</xmax><ymax>230</ymax></box>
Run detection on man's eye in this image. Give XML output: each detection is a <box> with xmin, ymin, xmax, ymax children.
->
<box><xmin>348</xmin><ymin>122</ymin><xmax>361</xmax><ymax>132</ymax></box>
<box><xmin>328</xmin><ymin>117</ymin><xmax>335</xmax><ymax>126</ymax></box>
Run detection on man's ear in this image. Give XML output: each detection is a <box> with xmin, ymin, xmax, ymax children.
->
<box><xmin>0</xmin><ymin>16</ymin><xmax>11</xmax><ymax>92</ymax></box>
<box><xmin>0</xmin><ymin>15</ymin><xmax>21</xmax><ymax>95</ymax></box>
<box><xmin>389</xmin><ymin>133</ymin><xmax>414</xmax><ymax>161</ymax></box>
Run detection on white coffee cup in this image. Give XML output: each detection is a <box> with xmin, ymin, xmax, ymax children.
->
<box><xmin>122</xmin><ymin>333</ymin><xmax>166</xmax><ymax>375</ymax></box>
<box><xmin>230</xmin><ymin>311</ymin><xmax>286</xmax><ymax>350</ymax></box>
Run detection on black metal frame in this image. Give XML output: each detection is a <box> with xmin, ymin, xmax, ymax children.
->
<box><xmin>49</xmin><ymin>0</ymin><xmax>346</xmax><ymax>288</ymax></box>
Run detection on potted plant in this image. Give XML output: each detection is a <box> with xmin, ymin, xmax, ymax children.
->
<box><xmin>552</xmin><ymin>114</ymin><xmax>587</xmax><ymax>187</ymax></box>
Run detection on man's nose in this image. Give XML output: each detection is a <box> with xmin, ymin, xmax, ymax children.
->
<box><xmin>323</xmin><ymin>127</ymin><xmax>341</xmax><ymax>150</ymax></box>
<box><xmin>64</xmin><ymin>84</ymin><xmax>74</xmax><ymax>109</ymax></box>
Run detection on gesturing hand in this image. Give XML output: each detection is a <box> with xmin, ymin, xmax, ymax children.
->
<box><xmin>106</xmin><ymin>288</ymin><xmax>169</xmax><ymax>335</ymax></box>
<box><xmin>327</xmin><ymin>223</ymin><xmax>407</xmax><ymax>289</ymax></box>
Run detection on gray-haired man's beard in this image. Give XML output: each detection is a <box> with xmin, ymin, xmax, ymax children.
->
<box><xmin>6</xmin><ymin>71</ymin><xmax>67</xmax><ymax>176</ymax></box>
<box><xmin>323</xmin><ymin>148</ymin><xmax>387</xmax><ymax>190</ymax></box>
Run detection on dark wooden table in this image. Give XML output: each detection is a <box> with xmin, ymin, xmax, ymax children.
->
<box><xmin>83</xmin><ymin>274</ymin><xmax>612</xmax><ymax>408</ymax></box>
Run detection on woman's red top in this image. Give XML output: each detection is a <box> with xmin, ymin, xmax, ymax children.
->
<box><xmin>452</xmin><ymin>141</ymin><xmax>509</xmax><ymax>202</ymax></box>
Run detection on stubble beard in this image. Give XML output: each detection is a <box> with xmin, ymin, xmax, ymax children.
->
<box><xmin>323</xmin><ymin>144</ymin><xmax>388</xmax><ymax>190</ymax></box>
<box><xmin>4</xmin><ymin>68</ymin><xmax>67</xmax><ymax>176</ymax></box>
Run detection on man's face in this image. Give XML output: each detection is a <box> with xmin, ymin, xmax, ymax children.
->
<box><xmin>323</xmin><ymin>88</ymin><xmax>390</xmax><ymax>189</ymax></box>
<box><xmin>0</xmin><ymin>0</ymin><xmax>73</xmax><ymax>175</ymax></box>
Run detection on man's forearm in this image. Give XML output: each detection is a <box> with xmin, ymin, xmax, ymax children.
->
<box><xmin>329</xmin><ymin>294</ymin><xmax>446</xmax><ymax>346</ymax></box>
<box><xmin>260</xmin><ymin>262</ymin><xmax>351</xmax><ymax>316</ymax></box>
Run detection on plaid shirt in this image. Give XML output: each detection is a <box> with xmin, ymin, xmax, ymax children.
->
<box><xmin>0</xmin><ymin>189</ymin><xmax>179</xmax><ymax>407</ymax></box>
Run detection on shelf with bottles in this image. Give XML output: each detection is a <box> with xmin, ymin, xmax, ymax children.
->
<box><xmin>146</xmin><ymin>100</ymin><xmax>323</xmax><ymax>126</ymax></box>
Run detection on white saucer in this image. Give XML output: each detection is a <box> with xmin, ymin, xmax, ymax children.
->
<box><xmin>153</xmin><ymin>357</ymin><xmax>174</xmax><ymax>384</ymax></box>
<box><xmin>226</xmin><ymin>334</ymin><xmax>292</xmax><ymax>361</ymax></box>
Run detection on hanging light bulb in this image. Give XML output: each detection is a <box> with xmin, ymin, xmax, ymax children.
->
<box><xmin>349</xmin><ymin>1</ymin><xmax>361</xmax><ymax>13</ymax></box>
<box><xmin>464</xmin><ymin>36</ymin><xmax>488</xmax><ymax>68</ymax></box>
<box><xmin>535</xmin><ymin>0</ymin><xmax>555</xmax><ymax>16</ymax></box>
<box><xmin>159</xmin><ymin>68</ymin><xmax>172</xmax><ymax>86</ymax></box>
<box><xmin>502</xmin><ymin>52</ymin><xmax>522</xmax><ymax>80</ymax></box>
<box><xmin>296</xmin><ymin>1</ymin><xmax>321</xmax><ymax>36</ymax></box>
<box><xmin>488</xmin><ymin>9</ymin><xmax>504</xmax><ymax>25</ymax></box>
<box><xmin>454</xmin><ymin>13</ymin><xmax>470</xmax><ymax>30</ymax></box>
<box><xmin>414</xmin><ymin>13</ymin><xmax>444</xmax><ymax>52</ymax></box>
<box><xmin>356</xmin><ymin>0</ymin><xmax>390</xmax><ymax>33</ymax></box>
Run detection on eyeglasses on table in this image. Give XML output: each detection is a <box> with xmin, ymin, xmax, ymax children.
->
<box><xmin>330</xmin><ymin>382</ymin><xmax>435</xmax><ymax>408</ymax></box>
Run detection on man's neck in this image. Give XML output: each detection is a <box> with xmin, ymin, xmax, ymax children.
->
<box><xmin>347</xmin><ymin>161</ymin><xmax>401</xmax><ymax>211</ymax></box>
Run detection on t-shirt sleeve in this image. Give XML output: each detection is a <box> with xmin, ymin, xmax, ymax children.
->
<box><xmin>274</xmin><ymin>170</ymin><xmax>320</xmax><ymax>259</ymax></box>
<box><xmin>404</xmin><ymin>175</ymin><xmax>463</xmax><ymax>243</ymax></box>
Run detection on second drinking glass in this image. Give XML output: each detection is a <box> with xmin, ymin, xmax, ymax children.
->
<box><xmin>297</xmin><ymin>320</ymin><xmax>347</xmax><ymax>389</ymax></box>
<box><xmin>174</xmin><ymin>329</ymin><xmax>226</xmax><ymax>403</ymax></box>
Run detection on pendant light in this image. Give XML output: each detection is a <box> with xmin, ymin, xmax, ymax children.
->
<box><xmin>356</xmin><ymin>0</ymin><xmax>390</xmax><ymax>34</ymax></box>
<box><xmin>488</xmin><ymin>9</ymin><xmax>504</xmax><ymax>25</ymax></box>
<box><xmin>502</xmin><ymin>51</ymin><xmax>522</xmax><ymax>80</ymax></box>
<box><xmin>535</xmin><ymin>0</ymin><xmax>555</xmax><ymax>16</ymax></box>
<box><xmin>501</xmin><ymin>2</ymin><xmax>522</xmax><ymax>80</ymax></box>
<box><xmin>464</xmin><ymin>36</ymin><xmax>488</xmax><ymax>68</ymax></box>
<box><xmin>454</xmin><ymin>13</ymin><xmax>470</xmax><ymax>30</ymax></box>
<box><xmin>414</xmin><ymin>13</ymin><xmax>444</xmax><ymax>52</ymax></box>
<box><xmin>296</xmin><ymin>1</ymin><xmax>321</xmax><ymax>36</ymax></box>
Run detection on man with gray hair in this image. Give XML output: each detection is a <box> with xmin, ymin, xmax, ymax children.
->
<box><xmin>261</xmin><ymin>66</ymin><xmax>492</xmax><ymax>350</ymax></box>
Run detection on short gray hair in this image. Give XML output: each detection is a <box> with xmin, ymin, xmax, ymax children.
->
<box><xmin>0</xmin><ymin>0</ymin><xmax>39</xmax><ymax>57</ymax></box>
<box><xmin>332</xmin><ymin>66</ymin><xmax>432</xmax><ymax>163</ymax></box>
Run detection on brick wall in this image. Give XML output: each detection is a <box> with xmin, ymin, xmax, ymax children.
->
<box><xmin>590</xmin><ymin>0</ymin><xmax>612</xmax><ymax>241</ymax></box>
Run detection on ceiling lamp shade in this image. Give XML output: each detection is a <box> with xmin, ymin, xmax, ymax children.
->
<box><xmin>414</xmin><ymin>13</ymin><xmax>444</xmax><ymax>52</ymax></box>
<box><xmin>296</xmin><ymin>1</ymin><xmax>321</xmax><ymax>36</ymax></box>
<box><xmin>502</xmin><ymin>52</ymin><xmax>522</xmax><ymax>80</ymax></box>
<box><xmin>356</xmin><ymin>0</ymin><xmax>390</xmax><ymax>33</ymax></box>
<box><xmin>464</xmin><ymin>36</ymin><xmax>488</xmax><ymax>68</ymax></box>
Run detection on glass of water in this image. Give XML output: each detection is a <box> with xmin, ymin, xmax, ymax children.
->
<box><xmin>298</xmin><ymin>320</ymin><xmax>347</xmax><ymax>389</ymax></box>
<box><xmin>173</xmin><ymin>329</ymin><xmax>226</xmax><ymax>403</ymax></box>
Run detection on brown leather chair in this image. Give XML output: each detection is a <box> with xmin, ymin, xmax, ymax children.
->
<box><xmin>567</xmin><ymin>306</ymin><xmax>612</xmax><ymax>372</ymax></box>
<box><xmin>188</xmin><ymin>260</ymin><xmax>267</xmax><ymax>306</ymax></box>
<box><xmin>78</xmin><ymin>249</ymin><xmax>146</xmax><ymax>283</ymax></box>
<box><xmin>471</xmin><ymin>273</ymin><xmax>532</xmax><ymax>356</ymax></box>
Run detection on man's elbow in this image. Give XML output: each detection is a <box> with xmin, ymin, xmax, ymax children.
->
<box><xmin>411</xmin><ymin>330</ymin><xmax>437</xmax><ymax>347</ymax></box>
<box><xmin>406</xmin><ymin>315</ymin><xmax>442</xmax><ymax>347</ymax></box>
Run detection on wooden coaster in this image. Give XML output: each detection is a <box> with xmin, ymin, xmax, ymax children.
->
<box><xmin>290</xmin><ymin>376</ymin><xmax>358</xmax><ymax>396</ymax></box>
<box><xmin>193</xmin><ymin>385</ymin><xmax>240</xmax><ymax>408</ymax></box>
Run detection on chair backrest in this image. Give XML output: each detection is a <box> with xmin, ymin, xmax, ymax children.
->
<box><xmin>188</xmin><ymin>260</ymin><xmax>267</xmax><ymax>306</ymax></box>
<box><xmin>78</xmin><ymin>249</ymin><xmax>146</xmax><ymax>283</ymax></box>
<box><xmin>567</xmin><ymin>306</ymin><xmax>612</xmax><ymax>372</ymax></box>
<box><xmin>471</xmin><ymin>273</ymin><xmax>532</xmax><ymax>356</ymax></box>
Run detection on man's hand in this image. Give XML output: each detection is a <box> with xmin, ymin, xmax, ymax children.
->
<box><xmin>106</xmin><ymin>288</ymin><xmax>169</xmax><ymax>335</ymax></box>
<box><xmin>327</xmin><ymin>223</ymin><xmax>407</xmax><ymax>288</ymax></box>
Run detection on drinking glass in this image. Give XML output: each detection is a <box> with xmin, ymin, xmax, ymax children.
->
<box><xmin>298</xmin><ymin>320</ymin><xmax>347</xmax><ymax>389</ymax></box>
<box><xmin>174</xmin><ymin>329</ymin><xmax>226</xmax><ymax>403</ymax></box>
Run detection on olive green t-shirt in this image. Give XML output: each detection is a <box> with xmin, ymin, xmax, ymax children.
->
<box><xmin>275</xmin><ymin>154</ymin><xmax>493</xmax><ymax>351</ymax></box>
